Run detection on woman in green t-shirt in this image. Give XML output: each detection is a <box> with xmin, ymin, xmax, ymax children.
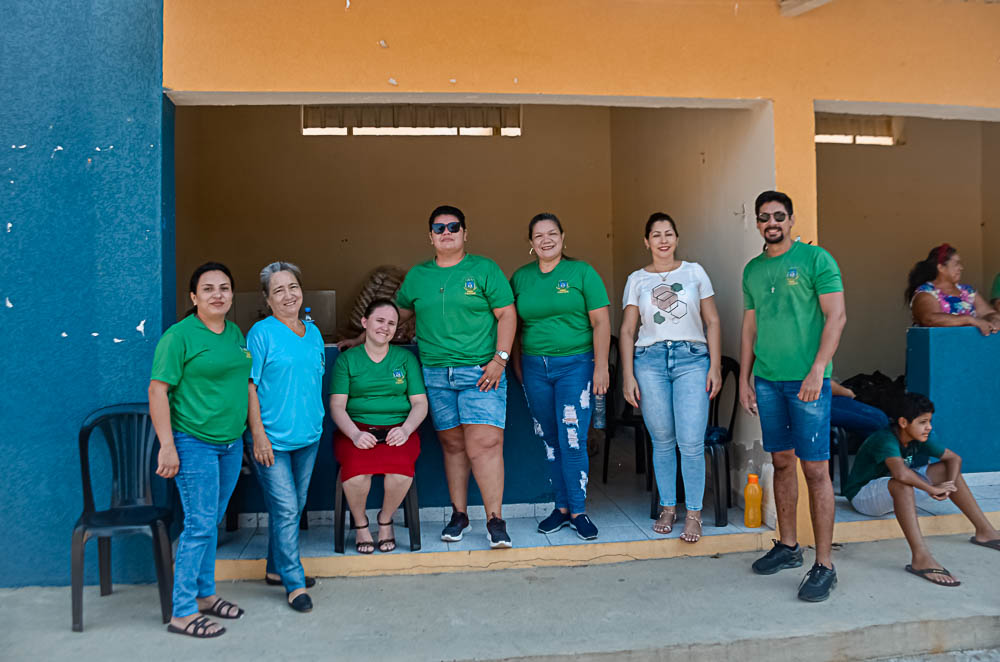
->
<box><xmin>510</xmin><ymin>213</ymin><xmax>611</xmax><ymax>541</ymax></box>
<box><xmin>329</xmin><ymin>299</ymin><xmax>428</xmax><ymax>554</ymax></box>
<box><xmin>149</xmin><ymin>262</ymin><xmax>252</xmax><ymax>639</ymax></box>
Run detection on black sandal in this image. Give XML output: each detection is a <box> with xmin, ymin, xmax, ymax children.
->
<box><xmin>377</xmin><ymin>510</ymin><xmax>396</xmax><ymax>553</ymax></box>
<box><xmin>199</xmin><ymin>597</ymin><xmax>244</xmax><ymax>619</ymax></box>
<box><xmin>353</xmin><ymin>517</ymin><xmax>374</xmax><ymax>554</ymax></box>
<box><xmin>167</xmin><ymin>614</ymin><xmax>226</xmax><ymax>638</ymax></box>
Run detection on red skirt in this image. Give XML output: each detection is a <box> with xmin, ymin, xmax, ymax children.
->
<box><xmin>334</xmin><ymin>423</ymin><xmax>421</xmax><ymax>481</ymax></box>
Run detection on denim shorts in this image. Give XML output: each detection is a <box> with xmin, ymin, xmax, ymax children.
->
<box><xmin>422</xmin><ymin>365</ymin><xmax>507</xmax><ymax>431</ymax></box>
<box><xmin>755</xmin><ymin>376</ymin><xmax>832</xmax><ymax>461</ymax></box>
<box><xmin>850</xmin><ymin>465</ymin><xmax>933</xmax><ymax>516</ymax></box>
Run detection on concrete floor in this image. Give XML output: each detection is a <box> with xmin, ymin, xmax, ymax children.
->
<box><xmin>4</xmin><ymin>534</ymin><xmax>999</xmax><ymax>662</ymax></box>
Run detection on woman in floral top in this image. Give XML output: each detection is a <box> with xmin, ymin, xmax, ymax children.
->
<box><xmin>906</xmin><ymin>243</ymin><xmax>1000</xmax><ymax>335</ymax></box>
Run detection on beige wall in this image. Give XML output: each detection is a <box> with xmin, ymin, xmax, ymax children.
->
<box><xmin>608</xmin><ymin>105</ymin><xmax>777</xmax><ymax>518</ymax></box>
<box><xmin>175</xmin><ymin>104</ymin><xmax>614</xmax><ymax>327</ymax></box>
<box><xmin>817</xmin><ymin>118</ymin><xmax>985</xmax><ymax>380</ymax></box>
<box><xmin>984</xmin><ymin>123</ymin><xmax>1000</xmax><ymax>299</ymax></box>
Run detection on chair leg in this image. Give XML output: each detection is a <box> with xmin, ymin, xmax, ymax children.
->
<box><xmin>98</xmin><ymin>537</ymin><xmax>112</xmax><ymax>596</ymax></box>
<box><xmin>709</xmin><ymin>445</ymin><xmax>728</xmax><ymax>527</ymax></box>
<box><xmin>601</xmin><ymin>429</ymin><xmax>611</xmax><ymax>483</ymax></box>
<box><xmin>334</xmin><ymin>473</ymin><xmax>346</xmax><ymax>554</ymax></box>
<box><xmin>71</xmin><ymin>526</ymin><xmax>87</xmax><ymax>632</ymax></box>
<box><xmin>406</xmin><ymin>482</ymin><xmax>421</xmax><ymax>552</ymax></box>
<box><xmin>649</xmin><ymin>481</ymin><xmax>660</xmax><ymax>520</ymax></box>
<box><xmin>151</xmin><ymin>522</ymin><xmax>173</xmax><ymax>624</ymax></box>
<box><xmin>634</xmin><ymin>426</ymin><xmax>645</xmax><ymax>474</ymax></box>
<box><xmin>299</xmin><ymin>509</ymin><xmax>309</xmax><ymax>531</ymax></box>
<box><xmin>724</xmin><ymin>442</ymin><xmax>734</xmax><ymax>508</ymax></box>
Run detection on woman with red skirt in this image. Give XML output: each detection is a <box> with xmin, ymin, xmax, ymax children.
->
<box><xmin>329</xmin><ymin>299</ymin><xmax>428</xmax><ymax>553</ymax></box>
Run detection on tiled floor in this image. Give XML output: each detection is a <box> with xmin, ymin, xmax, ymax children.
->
<box><xmin>216</xmin><ymin>441</ymin><xmax>1000</xmax><ymax>560</ymax></box>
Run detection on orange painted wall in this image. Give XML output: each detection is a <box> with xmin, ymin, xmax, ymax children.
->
<box><xmin>163</xmin><ymin>0</ymin><xmax>1000</xmax><ymax>237</ymax></box>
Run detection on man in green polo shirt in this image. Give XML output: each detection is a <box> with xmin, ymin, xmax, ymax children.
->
<box><xmin>739</xmin><ymin>190</ymin><xmax>846</xmax><ymax>602</ymax></box>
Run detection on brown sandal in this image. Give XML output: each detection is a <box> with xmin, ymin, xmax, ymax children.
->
<box><xmin>653</xmin><ymin>507</ymin><xmax>676</xmax><ymax>535</ymax></box>
<box><xmin>352</xmin><ymin>517</ymin><xmax>374</xmax><ymax>554</ymax></box>
<box><xmin>680</xmin><ymin>514</ymin><xmax>702</xmax><ymax>543</ymax></box>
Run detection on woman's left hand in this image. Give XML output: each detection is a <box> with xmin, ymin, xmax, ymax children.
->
<box><xmin>385</xmin><ymin>426</ymin><xmax>409</xmax><ymax>446</ymax></box>
<box><xmin>706</xmin><ymin>366</ymin><xmax>723</xmax><ymax>400</ymax></box>
<box><xmin>477</xmin><ymin>360</ymin><xmax>505</xmax><ymax>392</ymax></box>
<box><xmin>592</xmin><ymin>365</ymin><xmax>609</xmax><ymax>395</ymax></box>
<box><xmin>253</xmin><ymin>434</ymin><xmax>275</xmax><ymax>467</ymax></box>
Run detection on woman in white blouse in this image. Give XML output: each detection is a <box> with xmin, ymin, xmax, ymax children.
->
<box><xmin>620</xmin><ymin>213</ymin><xmax>722</xmax><ymax>543</ymax></box>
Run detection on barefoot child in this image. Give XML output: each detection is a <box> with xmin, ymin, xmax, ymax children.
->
<box><xmin>843</xmin><ymin>392</ymin><xmax>1000</xmax><ymax>587</ymax></box>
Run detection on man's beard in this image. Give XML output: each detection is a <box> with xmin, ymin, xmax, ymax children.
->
<box><xmin>763</xmin><ymin>229</ymin><xmax>785</xmax><ymax>244</ymax></box>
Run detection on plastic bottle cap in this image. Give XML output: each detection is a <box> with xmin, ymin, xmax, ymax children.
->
<box><xmin>305</xmin><ymin>307</ymin><xmax>311</xmax><ymax>312</ymax></box>
<box><xmin>748</xmin><ymin>474</ymin><xmax>759</xmax><ymax>483</ymax></box>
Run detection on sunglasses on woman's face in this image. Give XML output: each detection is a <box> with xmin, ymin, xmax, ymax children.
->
<box><xmin>431</xmin><ymin>222</ymin><xmax>463</xmax><ymax>234</ymax></box>
<box><xmin>756</xmin><ymin>211</ymin><xmax>787</xmax><ymax>223</ymax></box>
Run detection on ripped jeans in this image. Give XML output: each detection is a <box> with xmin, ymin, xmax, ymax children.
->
<box><xmin>521</xmin><ymin>352</ymin><xmax>594</xmax><ymax>514</ymax></box>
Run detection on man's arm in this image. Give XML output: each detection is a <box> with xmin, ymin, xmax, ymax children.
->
<box><xmin>798</xmin><ymin>291</ymin><xmax>846</xmax><ymax>402</ymax></box>
<box><xmin>738</xmin><ymin>309</ymin><xmax>758</xmax><ymax>415</ymax></box>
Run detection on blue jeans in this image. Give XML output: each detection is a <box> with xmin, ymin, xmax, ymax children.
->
<box><xmin>251</xmin><ymin>440</ymin><xmax>320</xmax><ymax>592</ymax></box>
<box><xmin>633</xmin><ymin>341</ymin><xmax>710</xmax><ymax>511</ymax></box>
<box><xmin>521</xmin><ymin>352</ymin><xmax>594</xmax><ymax>514</ymax></box>
<box><xmin>755</xmin><ymin>377</ymin><xmax>832</xmax><ymax>461</ymax></box>
<box><xmin>172</xmin><ymin>432</ymin><xmax>243</xmax><ymax>618</ymax></box>
<box><xmin>831</xmin><ymin>396</ymin><xmax>888</xmax><ymax>438</ymax></box>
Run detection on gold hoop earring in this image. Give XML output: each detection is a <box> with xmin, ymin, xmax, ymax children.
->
<box><xmin>529</xmin><ymin>246</ymin><xmax>534</xmax><ymax>255</ymax></box>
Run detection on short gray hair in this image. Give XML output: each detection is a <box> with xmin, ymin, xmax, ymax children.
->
<box><xmin>259</xmin><ymin>261</ymin><xmax>303</xmax><ymax>296</ymax></box>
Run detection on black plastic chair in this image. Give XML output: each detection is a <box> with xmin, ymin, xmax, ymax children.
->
<box><xmin>649</xmin><ymin>356</ymin><xmax>740</xmax><ymax>527</ymax></box>
<box><xmin>829</xmin><ymin>426</ymin><xmax>851</xmax><ymax>495</ymax></box>
<box><xmin>602</xmin><ymin>335</ymin><xmax>649</xmax><ymax>485</ymax></box>
<box><xmin>71</xmin><ymin>403</ymin><xmax>173</xmax><ymax>632</ymax></box>
<box><xmin>334</xmin><ymin>470</ymin><xmax>420</xmax><ymax>553</ymax></box>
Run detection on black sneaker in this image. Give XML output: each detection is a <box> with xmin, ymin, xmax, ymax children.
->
<box><xmin>486</xmin><ymin>514</ymin><xmax>513</xmax><ymax>549</ymax></box>
<box><xmin>537</xmin><ymin>509</ymin><xmax>571</xmax><ymax>534</ymax></box>
<box><xmin>569</xmin><ymin>514</ymin><xmax>598</xmax><ymax>540</ymax></box>
<box><xmin>441</xmin><ymin>507</ymin><xmax>470</xmax><ymax>542</ymax></box>
<box><xmin>797</xmin><ymin>563</ymin><xmax>837</xmax><ymax>602</ymax></box>
<box><xmin>751</xmin><ymin>539</ymin><xmax>804</xmax><ymax>575</ymax></box>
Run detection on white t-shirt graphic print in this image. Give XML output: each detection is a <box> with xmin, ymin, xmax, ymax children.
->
<box><xmin>622</xmin><ymin>261</ymin><xmax>715</xmax><ymax>347</ymax></box>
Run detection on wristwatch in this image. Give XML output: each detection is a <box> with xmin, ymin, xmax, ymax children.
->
<box><xmin>495</xmin><ymin>350</ymin><xmax>510</xmax><ymax>361</ymax></box>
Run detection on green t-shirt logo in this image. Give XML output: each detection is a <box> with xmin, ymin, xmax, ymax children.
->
<box><xmin>464</xmin><ymin>278</ymin><xmax>477</xmax><ymax>295</ymax></box>
<box><xmin>556</xmin><ymin>279</ymin><xmax>569</xmax><ymax>294</ymax></box>
<box><xmin>786</xmin><ymin>267</ymin><xmax>799</xmax><ymax>286</ymax></box>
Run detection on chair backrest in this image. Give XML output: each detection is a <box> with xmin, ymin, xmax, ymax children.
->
<box><xmin>710</xmin><ymin>356</ymin><xmax>741</xmax><ymax>440</ymax></box>
<box><xmin>78</xmin><ymin>403</ymin><xmax>158</xmax><ymax>512</ymax></box>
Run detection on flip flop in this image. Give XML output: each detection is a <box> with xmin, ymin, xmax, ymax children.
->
<box><xmin>199</xmin><ymin>598</ymin><xmax>244</xmax><ymax>619</ymax></box>
<box><xmin>969</xmin><ymin>536</ymin><xmax>1000</xmax><ymax>551</ymax></box>
<box><xmin>167</xmin><ymin>614</ymin><xmax>226</xmax><ymax>638</ymax></box>
<box><xmin>904</xmin><ymin>564</ymin><xmax>961</xmax><ymax>587</ymax></box>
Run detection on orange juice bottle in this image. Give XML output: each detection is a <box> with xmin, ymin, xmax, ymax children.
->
<box><xmin>744</xmin><ymin>474</ymin><xmax>762</xmax><ymax>528</ymax></box>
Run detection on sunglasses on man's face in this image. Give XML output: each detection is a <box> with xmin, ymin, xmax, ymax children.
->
<box><xmin>756</xmin><ymin>211</ymin><xmax>788</xmax><ymax>223</ymax></box>
<box><xmin>431</xmin><ymin>222</ymin><xmax>463</xmax><ymax>234</ymax></box>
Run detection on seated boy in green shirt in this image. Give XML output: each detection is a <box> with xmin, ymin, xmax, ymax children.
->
<box><xmin>844</xmin><ymin>392</ymin><xmax>1000</xmax><ymax>587</ymax></box>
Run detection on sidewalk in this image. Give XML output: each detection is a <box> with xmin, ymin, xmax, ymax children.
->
<box><xmin>3</xmin><ymin>534</ymin><xmax>999</xmax><ymax>662</ymax></box>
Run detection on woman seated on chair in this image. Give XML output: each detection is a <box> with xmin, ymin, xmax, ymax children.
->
<box><xmin>906</xmin><ymin>243</ymin><xmax>1000</xmax><ymax>335</ymax></box>
<box><xmin>619</xmin><ymin>213</ymin><xmax>723</xmax><ymax>543</ymax></box>
<box><xmin>329</xmin><ymin>298</ymin><xmax>428</xmax><ymax>553</ymax></box>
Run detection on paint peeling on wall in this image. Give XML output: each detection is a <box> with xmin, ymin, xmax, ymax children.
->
<box><xmin>90</xmin><ymin>332</ymin><xmax>99</xmax><ymax>337</ymax></box>
<box><xmin>136</xmin><ymin>319</ymin><xmax>146</xmax><ymax>335</ymax></box>
<box><xmin>5</xmin><ymin>223</ymin><xmax>11</xmax><ymax>232</ymax></box>
<box><xmin>60</xmin><ymin>332</ymin><xmax>68</xmax><ymax>337</ymax></box>
<box><xmin>113</xmin><ymin>338</ymin><xmax>124</xmax><ymax>343</ymax></box>
<box><xmin>50</xmin><ymin>145</ymin><xmax>63</xmax><ymax>158</ymax></box>
<box><xmin>387</xmin><ymin>77</ymin><xmax>398</xmax><ymax>86</ymax></box>
<box><xmin>4</xmin><ymin>297</ymin><xmax>12</xmax><ymax>308</ymax></box>
<box><xmin>378</xmin><ymin>40</ymin><xmax>388</xmax><ymax>48</ymax></box>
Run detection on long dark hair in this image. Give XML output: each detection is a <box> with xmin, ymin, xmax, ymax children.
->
<box><xmin>904</xmin><ymin>244</ymin><xmax>956</xmax><ymax>303</ymax></box>
<box><xmin>186</xmin><ymin>261</ymin><xmax>234</xmax><ymax>317</ymax></box>
<box><xmin>645</xmin><ymin>212</ymin><xmax>678</xmax><ymax>238</ymax></box>
<box><xmin>528</xmin><ymin>212</ymin><xmax>574</xmax><ymax>260</ymax></box>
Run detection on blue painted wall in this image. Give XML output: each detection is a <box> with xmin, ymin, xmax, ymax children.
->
<box><xmin>0</xmin><ymin>1</ymin><xmax>165</xmax><ymax>587</ymax></box>
<box><xmin>906</xmin><ymin>327</ymin><xmax>1000</xmax><ymax>472</ymax></box>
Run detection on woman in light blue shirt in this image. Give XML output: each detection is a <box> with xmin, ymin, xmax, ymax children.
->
<box><xmin>247</xmin><ymin>261</ymin><xmax>326</xmax><ymax>613</ymax></box>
